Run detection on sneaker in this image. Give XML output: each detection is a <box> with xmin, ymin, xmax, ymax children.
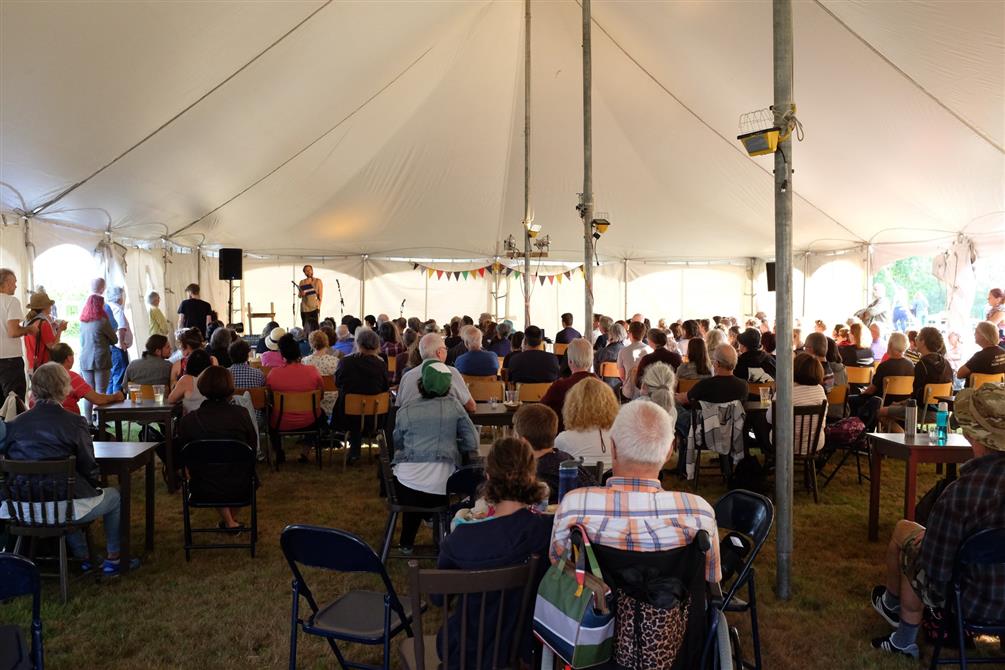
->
<box><xmin>871</xmin><ymin>586</ymin><xmax>900</xmax><ymax>627</ymax></box>
<box><xmin>101</xmin><ymin>557</ymin><xmax>141</xmax><ymax>576</ymax></box>
<box><xmin>870</xmin><ymin>634</ymin><xmax>919</xmax><ymax>659</ymax></box>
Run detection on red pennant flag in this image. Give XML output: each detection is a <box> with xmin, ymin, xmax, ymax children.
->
<box><xmin>478</xmin><ymin>267</ymin><xmax>486</xmax><ymax>278</ymax></box>
<box><xmin>548</xmin><ymin>275</ymin><xmax>555</xmax><ymax>285</ymax></box>
<box><xmin>436</xmin><ymin>270</ymin><xmax>444</xmax><ymax>279</ymax></box>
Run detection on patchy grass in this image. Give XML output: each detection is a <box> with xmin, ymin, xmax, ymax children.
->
<box><xmin>1</xmin><ymin>446</ymin><xmax>1001</xmax><ymax>669</ymax></box>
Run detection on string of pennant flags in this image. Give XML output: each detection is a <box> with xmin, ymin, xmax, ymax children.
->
<box><xmin>412</xmin><ymin>262</ymin><xmax>585</xmax><ymax>285</ymax></box>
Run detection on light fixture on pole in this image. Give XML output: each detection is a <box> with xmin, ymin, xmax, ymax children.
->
<box><xmin>591</xmin><ymin>217</ymin><xmax>610</xmax><ymax>239</ymax></box>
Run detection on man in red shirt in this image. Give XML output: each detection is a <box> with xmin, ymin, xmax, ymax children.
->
<box><xmin>539</xmin><ymin>338</ymin><xmax>596</xmax><ymax>432</ymax></box>
<box><xmin>34</xmin><ymin>343</ymin><xmax>123</xmax><ymax>415</ymax></box>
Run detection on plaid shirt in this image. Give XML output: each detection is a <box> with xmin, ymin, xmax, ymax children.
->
<box><xmin>550</xmin><ymin>477</ymin><xmax>721</xmax><ymax>583</ymax></box>
<box><xmin>229</xmin><ymin>363</ymin><xmax>266</xmax><ymax>389</ymax></box>
<box><xmin>919</xmin><ymin>451</ymin><xmax>1005</xmax><ymax>621</ymax></box>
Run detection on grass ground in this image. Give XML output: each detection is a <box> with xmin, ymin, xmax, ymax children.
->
<box><xmin>2</xmin><ymin>443</ymin><xmax>1002</xmax><ymax>669</ymax></box>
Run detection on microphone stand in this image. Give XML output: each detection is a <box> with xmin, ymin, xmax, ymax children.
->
<box><xmin>335</xmin><ymin>278</ymin><xmax>346</xmax><ymax>318</ymax></box>
<box><xmin>400</xmin><ymin>299</ymin><xmax>406</xmax><ymax>319</ymax></box>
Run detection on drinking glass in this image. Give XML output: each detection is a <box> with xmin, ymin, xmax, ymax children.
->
<box><xmin>759</xmin><ymin>387</ymin><xmax>771</xmax><ymax>408</ymax></box>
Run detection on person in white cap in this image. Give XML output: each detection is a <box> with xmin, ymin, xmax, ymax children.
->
<box><xmin>260</xmin><ymin>327</ymin><xmax>287</xmax><ymax>369</ymax></box>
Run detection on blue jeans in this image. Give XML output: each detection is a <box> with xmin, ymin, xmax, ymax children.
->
<box><xmin>66</xmin><ymin>488</ymin><xmax>122</xmax><ymax>559</ymax></box>
<box><xmin>107</xmin><ymin>348</ymin><xmax>129</xmax><ymax>394</ymax></box>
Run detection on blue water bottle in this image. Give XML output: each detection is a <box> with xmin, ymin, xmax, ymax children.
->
<box><xmin>935</xmin><ymin>402</ymin><xmax>949</xmax><ymax>445</ymax></box>
<box><xmin>558</xmin><ymin>460</ymin><xmax>579</xmax><ymax>502</ymax></box>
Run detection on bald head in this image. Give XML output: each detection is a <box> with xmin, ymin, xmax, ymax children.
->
<box><xmin>711</xmin><ymin>344</ymin><xmax>737</xmax><ymax>372</ymax></box>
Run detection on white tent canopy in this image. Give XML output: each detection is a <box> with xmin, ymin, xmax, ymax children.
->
<box><xmin>2</xmin><ymin>0</ymin><xmax>1002</xmax><ymax>264</ymax></box>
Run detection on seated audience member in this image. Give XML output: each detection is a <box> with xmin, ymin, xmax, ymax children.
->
<box><xmin>40</xmin><ymin>343</ymin><xmax>123</xmax><ymax>414</ymax></box>
<box><xmin>170</xmin><ymin>328</ymin><xmax>218</xmax><ymax>385</ymax></box>
<box><xmin>734</xmin><ymin>328</ymin><xmax>777</xmax><ymax>382</ymax></box>
<box><xmin>124</xmin><ymin>334</ymin><xmax>173</xmax><ymax>387</ymax></box>
<box><xmin>507</xmin><ymin>326</ymin><xmax>560</xmax><ymax>384</ymax></box>
<box><xmin>704</xmin><ymin>326</ymin><xmax>726</xmax><ymax>355</ymax></box>
<box><xmin>840</xmin><ymin>321</ymin><xmax>875</xmax><ymax>367</ymax></box>
<box><xmin>444</xmin><ymin>319</ymin><xmax>462</xmax><ymax>349</ymax></box>
<box><xmin>396</xmin><ymin>329</ymin><xmax>419</xmax><ymax>383</ymax></box>
<box><xmin>2</xmin><ymin>363</ymin><xmax>136</xmax><ymax>573</ymax></box>
<box><xmin>630</xmin><ymin>329</ymin><xmax>683</xmax><ymax>396</ymax></box>
<box><xmin>868</xmin><ymin>383</ymin><xmax>1005</xmax><ymax>659</ymax></box>
<box><xmin>766</xmin><ymin>353</ymin><xmax>827</xmax><ymax>452</ymax></box>
<box><xmin>488</xmin><ymin>321</ymin><xmax>512</xmax><ymax>357</ymax></box>
<box><xmin>332</xmin><ymin>327</ymin><xmax>389</xmax><ymax>464</ymax></box>
<box><xmin>396</xmin><ymin>333</ymin><xmax>475</xmax><ymax>411</ymax></box>
<box><xmin>550</xmin><ymin>400</ymin><xmax>721</xmax><ymax>587</ymax></box>
<box><xmin>513</xmin><ymin>403</ymin><xmax>595</xmax><ymax>504</ymax></box>
<box><xmin>678</xmin><ymin>337</ymin><xmax>713</xmax><ymax>381</ymax></box>
<box><xmin>617</xmin><ymin>321</ymin><xmax>653</xmax><ymax>400</ymax></box>
<box><xmin>904</xmin><ymin>329</ymin><xmax>922</xmax><ymax>364</ymax></box>
<box><xmin>639</xmin><ymin>361</ymin><xmax>678</xmax><ymax>421</ymax></box>
<box><xmin>289</xmin><ymin>327</ymin><xmax>311</xmax><ymax>358</ymax></box>
<box><xmin>593</xmin><ymin>315</ymin><xmax>613</xmax><ymax>350</ymax></box>
<box><xmin>228</xmin><ymin>339</ymin><xmax>266</xmax><ymax>389</ymax></box>
<box><xmin>760</xmin><ymin>331</ymin><xmax>777</xmax><ymax>356</ymax></box>
<box><xmin>208</xmin><ymin>326</ymin><xmax>233</xmax><ymax>367</ymax></box>
<box><xmin>176</xmin><ymin>366</ymin><xmax>258</xmax><ymax>531</ymax></box>
<box><xmin>594</xmin><ymin>322</ymin><xmax>626</xmax><ymax>386</ymax></box>
<box><xmin>392</xmin><ymin>361</ymin><xmax>478</xmax><ymax>553</ymax></box>
<box><xmin>554</xmin><ymin>377</ymin><xmax>620</xmax><ymax>469</ymax></box>
<box><xmin>803</xmin><ymin>331</ymin><xmax>846</xmax><ymax>392</ymax></box>
<box><xmin>331</xmin><ymin>324</ymin><xmax>355</xmax><ymax>356</ymax></box>
<box><xmin>445</xmin><ymin>326</ymin><xmax>469</xmax><ymax>366</ymax></box>
<box><xmin>454</xmin><ymin>325</ymin><xmax>499</xmax><ymax>377</ymax></box>
<box><xmin>852</xmin><ymin>332</ymin><xmax>914</xmax><ymax>409</ymax></box>
<box><xmin>870</xmin><ymin>323</ymin><xmax>887</xmax><ymax>361</ymax></box>
<box><xmin>677</xmin><ymin>319</ymin><xmax>700</xmax><ymax>353</ymax></box>
<box><xmin>438</xmin><ymin>436</ymin><xmax>552</xmax><ymax>667</ymax></box>
<box><xmin>540</xmin><ymin>338</ymin><xmax>595</xmax><ymax>431</ymax></box>
<box><xmin>167</xmin><ymin>349</ymin><xmax>214</xmax><ymax>414</ymax></box>
<box><xmin>267</xmin><ymin>334</ymin><xmax>325</xmax><ymax>464</ymax></box>
<box><xmin>303</xmin><ymin>330</ymin><xmax>339</xmax><ymax>416</ymax></box>
<box><xmin>675</xmin><ymin>344</ymin><xmax>748</xmax><ymax>435</ymax></box>
<box><xmin>554</xmin><ymin>312</ymin><xmax>582</xmax><ymax>344</ymax></box>
<box><xmin>957</xmin><ymin>321</ymin><xmax>1005</xmax><ymax>380</ymax></box>
<box><xmin>879</xmin><ymin>327</ymin><xmax>953</xmax><ymax>425</ymax></box>
<box><xmin>379</xmin><ymin>321</ymin><xmax>404</xmax><ymax>360</ymax></box>
<box><xmin>259</xmin><ymin>327</ymin><xmax>288</xmax><ymax>369</ymax></box>
<box><xmin>502</xmin><ymin>331</ymin><xmax>524</xmax><ymax>369</ymax></box>
<box><xmin>255</xmin><ymin>321</ymin><xmax>279</xmax><ymax>355</ymax></box>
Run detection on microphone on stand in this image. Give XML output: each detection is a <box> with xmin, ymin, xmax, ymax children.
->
<box><xmin>400</xmin><ymin>299</ymin><xmax>406</xmax><ymax>318</ymax></box>
<box><xmin>335</xmin><ymin>278</ymin><xmax>345</xmax><ymax>317</ymax></box>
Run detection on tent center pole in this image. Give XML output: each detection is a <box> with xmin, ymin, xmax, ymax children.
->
<box><xmin>522</xmin><ymin>0</ymin><xmax>533</xmax><ymax>330</ymax></box>
<box><xmin>773</xmin><ymin>0</ymin><xmax>795</xmax><ymax>601</ymax></box>
<box><xmin>580</xmin><ymin>0</ymin><xmax>594</xmax><ymax>332</ymax></box>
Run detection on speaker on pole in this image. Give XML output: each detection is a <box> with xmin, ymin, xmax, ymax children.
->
<box><xmin>766</xmin><ymin>261</ymin><xmax>776</xmax><ymax>292</ymax></box>
<box><xmin>219</xmin><ymin>248</ymin><xmax>243</xmax><ymax>280</ymax></box>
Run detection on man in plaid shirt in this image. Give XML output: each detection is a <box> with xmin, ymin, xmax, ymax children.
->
<box><xmin>870</xmin><ymin>383</ymin><xmax>1005</xmax><ymax>659</ymax></box>
<box><xmin>550</xmin><ymin>399</ymin><xmax>721</xmax><ymax>584</ymax></box>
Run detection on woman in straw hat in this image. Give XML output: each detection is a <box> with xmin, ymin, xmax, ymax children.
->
<box><xmin>24</xmin><ymin>289</ymin><xmax>66</xmax><ymax>372</ymax></box>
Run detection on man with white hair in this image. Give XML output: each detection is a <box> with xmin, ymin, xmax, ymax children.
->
<box><xmin>332</xmin><ymin>324</ymin><xmax>355</xmax><ymax>356</ymax></box>
<box><xmin>454</xmin><ymin>325</ymin><xmax>497</xmax><ymax>376</ymax></box>
<box><xmin>540</xmin><ymin>338</ymin><xmax>596</xmax><ymax>431</ymax></box>
<box><xmin>106</xmin><ymin>286</ymin><xmax>133</xmax><ymax>394</ymax></box>
<box><xmin>550</xmin><ymin>400</ymin><xmax>721</xmax><ymax>584</ymax></box>
<box><xmin>396</xmin><ymin>333</ymin><xmax>475</xmax><ymax>411</ymax></box>
<box><xmin>956</xmin><ymin>321</ymin><xmax>1005</xmax><ymax>380</ymax></box>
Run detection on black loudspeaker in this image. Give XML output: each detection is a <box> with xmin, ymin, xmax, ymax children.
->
<box><xmin>219</xmin><ymin>248</ymin><xmax>243</xmax><ymax>280</ymax></box>
<box><xmin>766</xmin><ymin>261</ymin><xmax>776</xmax><ymax>292</ymax></box>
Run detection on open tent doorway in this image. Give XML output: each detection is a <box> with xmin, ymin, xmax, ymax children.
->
<box><xmin>33</xmin><ymin>244</ymin><xmax>101</xmax><ymax>371</ymax></box>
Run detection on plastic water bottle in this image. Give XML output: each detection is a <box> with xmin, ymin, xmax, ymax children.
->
<box><xmin>558</xmin><ymin>460</ymin><xmax>579</xmax><ymax>502</ymax></box>
<box><xmin>935</xmin><ymin>402</ymin><xmax>949</xmax><ymax>445</ymax></box>
<box><xmin>904</xmin><ymin>399</ymin><xmax>917</xmax><ymax>438</ymax></box>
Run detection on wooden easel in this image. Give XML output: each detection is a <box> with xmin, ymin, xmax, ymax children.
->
<box><xmin>247</xmin><ymin>302</ymin><xmax>276</xmax><ymax>334</ymax></box>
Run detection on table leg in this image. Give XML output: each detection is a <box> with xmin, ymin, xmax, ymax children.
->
<box><xmin>145</xmin><ymin>455</ymin><xmax>155</xmax><ymax>552</ymax></box>
<box><xmin>164</xmin><ymin>417</ymin><xmax>177</xmax><ymax>493</ymax></box>
<box><xmin>868</xmin><ymin>441</ymin><xmax>882</xmax><ymax>542</ymax></box>
<box><xmin>117</xmin><ymin>464</ymin><xmax>133</xmax><ymax>573</ymax></box>
<box><xmin>115</xmin><ymin>420</ymin><xmax>123</xmax><ymax>442</ymax></box>
<box><xmin>904</xmin><ymin>456</ymin><xmax>918</xmax><ymax>521</ymax></box>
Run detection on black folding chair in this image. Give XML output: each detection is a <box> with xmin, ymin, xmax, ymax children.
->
<box><xmin>280</xmin><ymin>524</ymin><xmax>416</xmax><ymax>670</ymax></box>
<box><xmin>709</xmin><ymin>490</ymin><xmax>774</xmax><ymax>670</ymax></box>
<box><xmin>179</xmin><ymin>440</ymin><xmax>258</xmax><ymax>560</ymax></box>
<box><xmin>929</xmin><ymin>527</ymin><xmax>1005</xmax><ymax>669</ymax></box>
<box><xmin>0</xmin><ymin>553</ymin><xmax>44</xmax><ymax>670</ymax></box>
<box><xmin>377</xmin><ymin>446</ymin><xmax>448</xmax><ymax>564</ymax></box>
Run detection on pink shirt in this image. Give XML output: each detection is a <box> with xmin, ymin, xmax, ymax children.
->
<box><xmin>260</xmin><ymin>350</ymin><xmax>286</xmax><ymax>369</ymax></box>
<box><xmin>266</xmin><ymin>363</ymin><xmax>323</xmax><ymax>430</ymax></box>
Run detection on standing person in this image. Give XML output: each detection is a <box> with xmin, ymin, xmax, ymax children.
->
<box><xmin>0</xmin><ymin>269</ymin><xmax>36</xmax><ymax>400</ymax></box>
<box><xmin>911</xmin><ymin>291</ymin><xmax>929</xmax><ymax>329</ymax></box>
<box><xmin>24</xmin><ymin>290</ymin><xmax>66</xmax><ymax>372</ymax></box>
<box><xmin>106</xmin><ymin>287</ymin><xmax>132</xmax><ymax>394</ymax></box>
<box><xmin>147</xmin><ymin>291</ymin><xmax>170</xmax><ymax>338</ymax></box>
<box><xmin>297</xmin><ymin>264</ymin><xmax>323</xmax><ymax>333</ymax></box>
<box><xmin>986</xmin><ymin>287</ymin><xmax>1005</xmax><ymax>344</ymax></box>
<box><xmin>176</xmin><ymin>283</ymin><xmax>212</xmax><ymax>337</ymax></box>
<box><xmin>78</xmin><ymin>294</ymin><xmax>117</xmax><ymax>420</ymax></box>
<box><xmin>554</xmin><ymin>313</ymin><xmax>581</xmax><ymax>344</ymax></box>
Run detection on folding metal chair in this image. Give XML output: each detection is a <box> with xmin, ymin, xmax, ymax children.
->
<box><xmin>0</xmin><ymin>553</ymin><xmax>44</xmax><ymax>670</ymax></box>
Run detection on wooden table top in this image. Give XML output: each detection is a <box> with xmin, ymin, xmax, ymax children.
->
<box><xmin>868</xmin><ymin>432</ymin><xmax>971</xmax><ymax>449</ymax></box>
<box><xmin>94</xmin><ymin>441</ymin><xmax>159</xmax><ymax>461</ymax></box>
<box><xmin>471</xmin><ymin>403</ymin><xmax>516</xmax><ymax>416</ymax></box>
<box><xmin>97</xmin><ymin>399</ymin><xmax>177</xmax><ymax>412</ymax></box>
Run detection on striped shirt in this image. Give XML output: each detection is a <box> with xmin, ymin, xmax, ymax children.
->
<box><xmin>550</xmin><ymin>477</ymin><xmax>721</xmax><ymax>583</ymax></box>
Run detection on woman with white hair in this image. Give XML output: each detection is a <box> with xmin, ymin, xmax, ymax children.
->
<box><xmin>2</xmin><ymin>363</ymin><xmax>136</xmax><ymax>573</ymax></box>
<box><xmin>594</xmin><ymin>321</ymin><xmax>627</xmax><ymax>390</ymax></box>
<box><xmin>332</xmin><ymin>327</ymin><xmax>389</xmax><ymax>465</ymax></box>
<box><xmin>147</xmin><ymin>291</ymin><xmax>170</xmax><ymax>338</ymax></box>
<box><xmin>639</xmin><ymin>361</ymin><xmax>678</xmax><ymax>422</ymax></box>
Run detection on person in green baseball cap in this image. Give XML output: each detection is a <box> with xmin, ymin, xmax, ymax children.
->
<box><xmin>869</xmin><ymin>382</ymin><xmax>1005</xmax><ymax>660</ymax></box>
<box><xmin>390</xmin><ymin>359</ymin><xmax>479</xmax><ymax>555</ymax></box>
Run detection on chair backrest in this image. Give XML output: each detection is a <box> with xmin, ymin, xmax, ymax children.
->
<box><xmin>516</xmin><ymin>382</ymin><xmax>551</xmax><ymax>402</ymax></box>
<box><xmin>179</xmin><ymin>440</ymin><xmax>256</xmax><ymax>505</ymax></box>
<box><xmin>236</xmin><ymin>387</ymin><xmax>267</xmax><ymax>411</ymax></box>
<box><xmin>845</xmin><ymin>365</ymin><xmax>874</xmax><ymax>385</ymax></box>
<box><xmin>0</xmin><ymin>456</ymin><xmax>78</xmax><ymax>527</ymax></box>
<box><xmin>826</xmin><ymin>383</ymin><xmax>848</xmax><ymax>406</ymax></box>
<box><xmin>387</xmin><ymin>355</ymin><xmax>397</xmax><ymax>374</ymax></box>
<box><xmin>792</xmin><ymin>400</ymin><xmax>828</xmax><ymax>457</ymax></box>
<box><xmin>445</xmin><ymin>466</ymin><xmax>486</xmax><ymax>511</ymax></box>
<box><xmin>261</xmin><ymin>366</ymin><xmax>273</xmax><ymax>378</ymax></box>
<box><xmin>713</xmin><ymin>490</ymin><xmax>774</xmax><ymax>601</ymax></box>
<box><xmin>321</xmin><ymin>376</ymin><xmax>337</xmax><ymax>393</ymax></box>
<box><xmin>497</xmin><ymin>356</ymin><xmax>504</xmax><ymax>374</ymax></box>
<box><xmin>0</xmin><ymin>553</ymin><xmax>43</xmax><ymax>670</ymax></box>
<box><xmin>553</xmin><ymin>343</ymin><xmax>568</xmax><ymax>357</ymax></box>
<box><xmin>467</xmin><ymin>380</ymin><xmax>505</xmax><ymax>403</ymax></box>
<box><xmin>922</xmin><ymin>382</ymin><xmax>953</xmax><ymax>406</ymax></box>
<box><xmin>677</xmin><ymin>377</ymin><xmax>699</xmax><ymax>394</ymax></box>
<box><xmin>950</xmin><ymin>527</ymin><xmax>1005</xmax><ymax>625</ymax></box>
<box><xmin>881</xmin><ymin>375</ymin><xmax>915</xmax><ymax>404</ymax></box>
<box><xmin>970</xmin><ymin>372</ymin><xmax>1005</xmax><ymax>388</ymax></box>
<box><xmin>270</xmin><ymin>390</ymin><xmax>322</xmax><ymax>429</ymax></box>
<box><xmin>406</xmin><ymin>556</ymin><xmax>540</xmax><ymax>670</ymax></box>
<box><xmin>600</xmin><ymin>361</ymin><xmax>619</xmax><ymax>379</ymax></box>
<box><xmin>462</xmin><ymin>374</ymin><xmax>497</xmax><ymax>385</ymax></box>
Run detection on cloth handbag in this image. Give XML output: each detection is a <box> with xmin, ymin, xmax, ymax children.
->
<box><xmin>533</xmin><ymin>524</ymin><xmax>614</xmax><ymax>668</ymax></box>
<box><xmin>613</xmin><ymin>567</ymin><xmax>691</xmax><ymax>670</ymax></box>
<box><xmin>824</xmin><ymin>416</ymin><xmax>865</xmax><ymax>444</ymax></box>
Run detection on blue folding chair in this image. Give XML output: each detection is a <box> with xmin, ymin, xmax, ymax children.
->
<box><xmin>280</xmin><ymin>524</ymin><xmax>418</xmax><ymax>670</ymax></box>
<box><xmin>0</xmin><ymin>553</ymin><xmax>44</xmax><ymax>669</ymax></box>
<box><xmin>929</xmin><ymin>527</ymin><xmax>1005</xmax><ymax>669</ymax></box>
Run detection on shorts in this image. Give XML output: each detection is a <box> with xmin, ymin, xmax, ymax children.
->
<box><xmin>900</xmin><ymin>527</ymin><xmax>945</xmax><ymax>609</ymax></box>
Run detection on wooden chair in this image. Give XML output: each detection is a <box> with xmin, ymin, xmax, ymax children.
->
<box><xmin>268</xmin><ymin>390</ymin><xmax>324</xmax><ymax>470</ymax></box>
<box><xmin>386</xmin><ymin>355</ymin><xmax>397</xmax><ymax>376</ymax></box>
<box><xmin>677</xmin><ymin>377</ymin><xmax>700</xmax><ymax>394</ymax></box>
<box><xmin>462</xmin><ymin>374</ymin><xmax>497</xmax><ymax>385</ymax></box>
<box><xmin>337</xmin><ymin>392</ymin><xmax>391</xmax><ymax>468</ymax></box>
<box><xmin>467</xmin><ymin>380</ymin><xmax>505</xmax><ymax>403</ymax></box>
<box><xmin>919</xmin><ymin>382</ymin><xmax>953</xmax><ymax>428</ymax></box>
<box><xmin>790</xmin><ymin>400</ymin><xmax>829</xmax><ymax>503</ymax></box>
<box><xmin>845</xmin><ymin>365</ymin><xmax>874</xmax><ymax>386</ymax></box>
<box><xmin>497</xmin><ymin>356</ymin><xmax>504</xmax><ymax>374</ymax></box>
<box><xmin>516</xmin><ymin>382</ymin><xmax>551</xmax><ymax>402</ymax></box>
<box><xmin>826</xmin><ymin>384</ymin><xmax>849</xmax><ymax>418</ymax></box>
<box><xmin>880</xmin><ymin>375</ymin><xmax>914</xmax><ymax>407</ymax></box>
<box><xmin>261</xmin><ymin>366</ymin><xmax>273</xmax><ymax>379</ymax></box>
<box><xmin>599</xmin><ymin>361</ymin><xmax>619</xmax><ymax>379</ymax></box>
<box><xmin>553</xmin><ymin>342</ymin><xmax>568</xmax><ymax>357</ymax></box>
<box><xmin>970</xmin><ymin>372</ymin><xmax>1004</xmax><ymax>388</ymax></box>
<box><xmin>236</xmin><ymin>386</ymin><xmax>270</xmax><ymax>463</ymax></box>
<box><xmin>399</xmin><ymin>557</ymin><xmax>540</xmax><ymax>670</ymax></box>
<box><xmin>322</xmin><ymin>376</ymin><xmax>337</xmax><ymax>393</ymax></box>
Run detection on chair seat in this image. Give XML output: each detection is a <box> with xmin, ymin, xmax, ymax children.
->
<box><xmin>0</xmin><ymin>625</ymin><xmax>30</xmax><ymax>670</ymax></box>
<box><xmin>398</xmin><ymin>634</ymin><xmax>441</xmax><ymax>670</ymax></box>
<box><xmin>306</xmin><ymin>590</ymin><xmax>413</xmax><ymax>642</ymax></box>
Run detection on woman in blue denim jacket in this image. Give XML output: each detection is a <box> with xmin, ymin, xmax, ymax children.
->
<box><xmin>392</xmin><ymin>360</ymin><xmax>479</xmax><ymax>553</ymax></box>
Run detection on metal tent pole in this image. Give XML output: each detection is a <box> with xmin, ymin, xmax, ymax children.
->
<box><xmin>523</xmin><ymin>0</ymin><xmax>533</xmax><ymax>330</ymax></box>
<box><xmin>580</xmin><ymin>0</ymin><xmax>595</xmax><ymax>331</ymax></box>
<box><xmin>773</xmin><ymin>0</ymin><xmax>795</xmax><ymax>600</ymax></box>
